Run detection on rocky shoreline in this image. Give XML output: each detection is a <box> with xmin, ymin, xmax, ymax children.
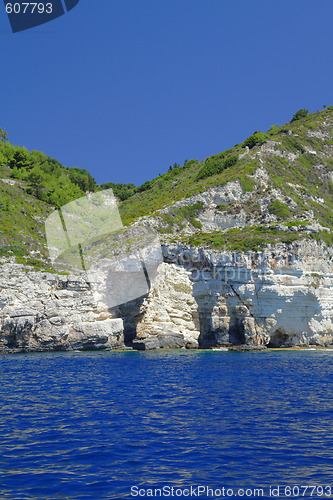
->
<box><xmin>1</xmin><ymin>238</ymin><xmax>333</xmax><ymax>353</ymax></box>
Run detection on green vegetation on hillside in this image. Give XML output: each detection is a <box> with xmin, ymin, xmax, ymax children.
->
<box><xmin>196</xmin><ymin>151</ymin><xmax>238</xmax><ymax>180</ymax></box>
<box><xmin>291</xmin><ymin>108</ymin><xmax>309</xmax><ymax>122</ymax></box>
<box><xmin>159</xmin><ymin>203</ymin><xmax>203</xmax><ymax>233</ymax></box>
<box><xmin>99</xmin><ymin>182</ymin><xmax>136</xmax><ymax>201</ymax></box>
<box><xmin>118</xmin><ymin>107</ymin><xmax>333</xmax><ymax>229</ymax></box>
<box><xmin>0</xmin><ymin>166</ymin><xmax>52</xmax><ymax>267</ymax></box>
<box><xmin>187</xmin><ymin>226</ymin><xmax>302</xmax><ymax>252</ymax></box>
<box><xmin>242</xmin><ymin>131</ymin><xmax>269</xmax><ymax>149</ymax></box>
<box><xmin>1</xmin><ymin>106</ymin><xmax>333</xmax><ymax>267</ymax></box>
<box><xmin>268</xmin><ymin>201</ymin><xmax>292</xmax><ymax>219</ymax></box>
<box><xmin>0</xmin><ymin>141</ymin><xmax>97</xmax><ymax>207</ymax></box>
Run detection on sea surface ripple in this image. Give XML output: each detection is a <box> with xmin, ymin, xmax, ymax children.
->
<box><xmin>0</xmin><ymin>349</ymin><xmax>333</xmax><ymax>499</ymax></box>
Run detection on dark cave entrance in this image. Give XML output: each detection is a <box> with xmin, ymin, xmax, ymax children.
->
<box><xmin>267</xmin><ymin>329</ymin><xmax>289</xmax><ymax>348</ymax></box>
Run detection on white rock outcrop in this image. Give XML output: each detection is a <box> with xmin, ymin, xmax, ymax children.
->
<box><xmin>133</xmin><ymin>240</ymin><xmax>333</xmax><ymax>349</ymax></box>
<box><xmin>1</xmin><ymin>238</ymin><xmax>333</xmax><ymax>351</ymax></box>
<box><xmin>0</xmin><ymin>259</ymin><xmax>124</xmax><ymax>352</ymax></box>
<box><xmin>132</xmin><ymin>263</ymin><xmax>200</xmax><ymax>349</ymax></box>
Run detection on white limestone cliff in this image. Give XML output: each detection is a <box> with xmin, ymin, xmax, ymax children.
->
<box><xmin>1</xmin><ymin>238</ymin><xmax>333</xmax><ymax>351</ymax></box>
<box><xmin>133</xmin><ymin>240</ymin><xmax>333</xmax><ymax>349</ymax></box>
<box><xmin>0</xmin><ymin>258</ymin><xmax>124</xmax><ymax>352</ymax></box>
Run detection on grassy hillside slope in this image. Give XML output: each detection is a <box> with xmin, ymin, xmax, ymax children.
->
<box><xmin>119</xmin><ymin>107</ymin><xmax>333</xmax><ymax>222</ymax></box>
<box><xmin>0</xmin><ymin>106</ymin><xmax>333</xmax><ymax>267</ymax></box>
<box><xmin>119</xmin><ymin>106</ymin><xmax>333</xmax><ymax>251</ymax></box>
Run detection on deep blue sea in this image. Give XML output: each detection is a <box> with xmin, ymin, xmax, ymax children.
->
<box><xmin>0</xmin><ymin>349</ymin><xmax>333</xmax><ymax>500</ymax></box>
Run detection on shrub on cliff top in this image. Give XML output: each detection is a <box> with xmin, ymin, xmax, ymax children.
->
<box><xmin>268</xmin><ymin>200</ymin><xmax>292</xmax><ymax>219</ymax></box>
<box><xmin>196</xmin><ymin>152</ymin><xmax>238</xmax><ymax>181</ymax></box>
<box><xmin>158</xmin><ymin>203</ymin><xmax>203</xmax><ymax>233</ymax></box>
<box><xmin>291</xmin><ymin>108</ymin><xmax>309</xmax><ymax>122</ymax></box>
<box><xmin>242</xmin><ymin>131</ymin><xmax>268</xmax><ymax>149</ymax></box>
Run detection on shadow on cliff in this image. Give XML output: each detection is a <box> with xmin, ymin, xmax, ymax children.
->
<box><xmin>115</xmin><ymin>269</ymin><xmax>327</xmax><ymax>350</ymax></box>
<box><xmin>117</xmin><ymin>294</ymin><xmax>148</xmax><ymax>346</ymax></box>
<box><xmin>192</xmin><ymin>281</ymin><xmax>246</xmax><ymax>348</ymax></box>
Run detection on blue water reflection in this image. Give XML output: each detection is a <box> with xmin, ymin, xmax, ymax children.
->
<box><xmin>0</xmin><ymin>349</ymin><xmax>333</xmax><ymax>499</ymax></box>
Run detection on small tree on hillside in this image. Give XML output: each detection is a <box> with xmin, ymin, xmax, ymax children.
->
<box><xmin>27</xmin><ymin>166</ymin><xmax>46</xmax><ymax>198</ymax></box>
<box><xmin>0</xmin><ymin>128</ymin><xmax>8</xmax><ymax>142</ymax></box>
<box><xmin>291</xmin><ymin>109</ymin><xmax>309</xmax><ymax>122</ymax></box>
<box><xmin>9</xmin><ymin>150</ymin><xmax>33</xmax><ymax>170</ymax></box>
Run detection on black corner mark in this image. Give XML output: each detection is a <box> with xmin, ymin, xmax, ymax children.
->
<box><xmin>4</xmin><ymin>0</ymin><xmax>80</xmax><ymax>33</ymax></box>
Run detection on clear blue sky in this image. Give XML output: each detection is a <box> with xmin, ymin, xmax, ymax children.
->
<box><xmin>1</xmin><ymin>0</ymin><xmax>332</xmax><ymax>186</ymax></box>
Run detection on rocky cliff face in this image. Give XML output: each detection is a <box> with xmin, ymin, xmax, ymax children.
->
<box><xmin>1</xmin><ymin>109</ymin><xmax>333</xmax><ymax>352</ymax></box>
<box><xmin>130</xmin><ymin>262</ymin><xmax>201</xmax><ymax>350</ymax></box>
<box><xmin>2</xmin><ymin>238</ymin><xmax>333</xmax><ymax>352</ymax></box>
<box><xmin>0</xmin><ymin>259</ymin><xmax>124</xmax><ymax>352</ymax></box>
<box><xmin>131</xmin><ymin>240</ymin><xmax>333</xmax><ymax>349</ymax></box>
